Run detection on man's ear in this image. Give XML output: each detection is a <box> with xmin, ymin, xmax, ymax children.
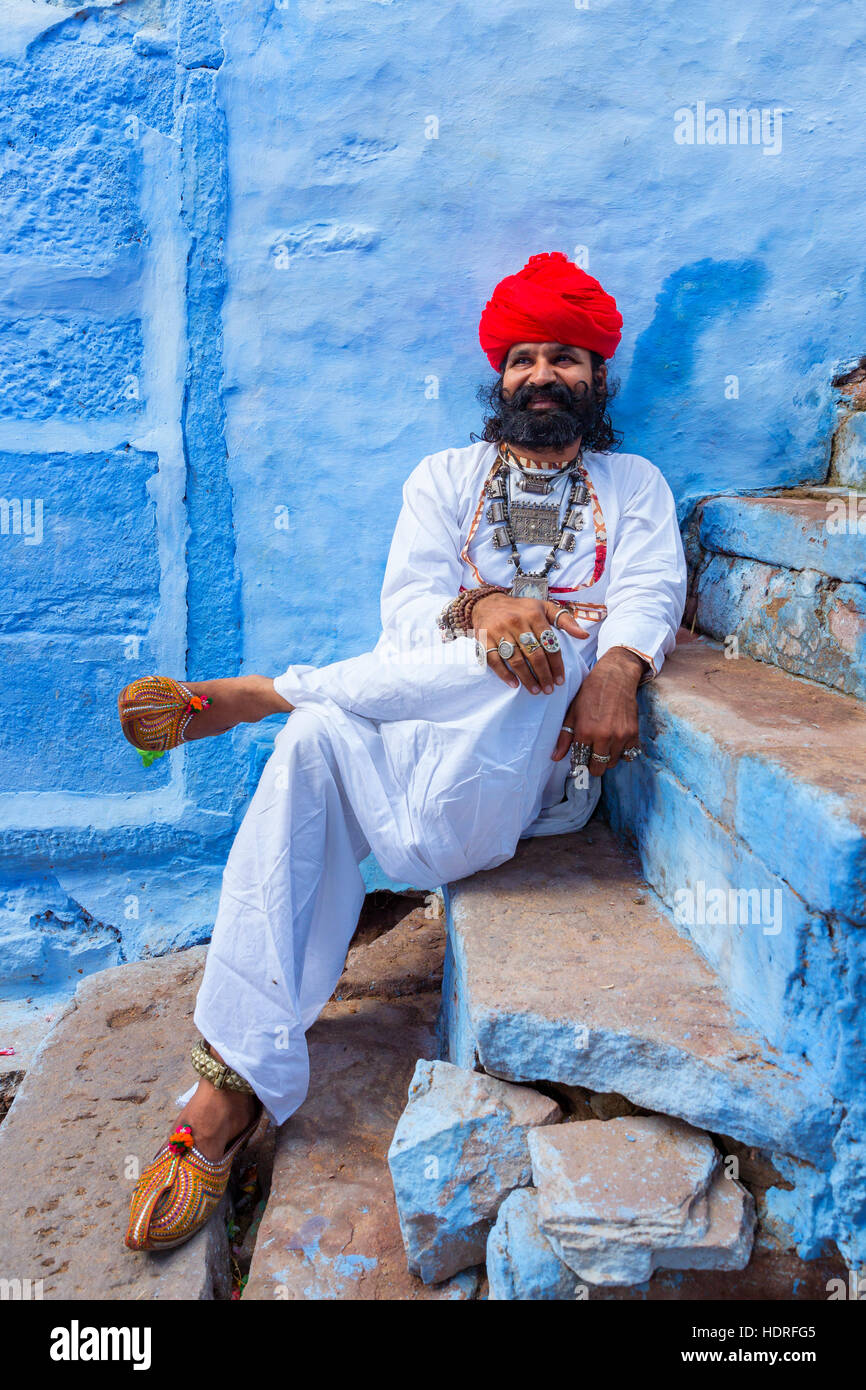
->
<box><xmin>594</xmin><ymin>359</ymin><xmax>608</xmax><ymax>388</ymax></box>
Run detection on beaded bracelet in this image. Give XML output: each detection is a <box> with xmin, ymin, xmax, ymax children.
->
<box><xmin>437</xmin><ymin>584</ymin><xmax>509</xmax><ymax>641</ymax></box>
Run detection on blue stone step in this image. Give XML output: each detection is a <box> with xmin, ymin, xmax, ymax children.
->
<box><xmin>602</xmin><ymin>638</ymin><xmax>866</xmax><ymax>1266</ymax></box>
<box><xmin>693</xmin><ymin>493</ymin><xmax>866</xmax><ymax>698</ymax></box>
<box><xmin>439</xmin><ymin>822</ymin><xmax>839</xmax><ymax>1167</ymax></box>
<box><xmin>698</xmin><ymin>493</ymin><xmax>865</xmax><ymax>584</ymax></box>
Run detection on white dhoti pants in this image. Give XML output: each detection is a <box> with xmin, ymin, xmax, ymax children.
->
<box><xmin>194</xmin><ymin>635</ymin><xmax>599</xmax><ymax>1123</ymax></box>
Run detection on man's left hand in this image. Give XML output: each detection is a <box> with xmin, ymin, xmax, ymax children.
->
<box><xmin>551</xmin><ymin>648</ymin><xmax>646</xmax><ymax>775</ymax></box>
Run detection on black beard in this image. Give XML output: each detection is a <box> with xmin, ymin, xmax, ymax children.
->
<box><xmin>494</xmin><ymin>379</ymin><xmax>600</xmax><ymax>451</ymax></box>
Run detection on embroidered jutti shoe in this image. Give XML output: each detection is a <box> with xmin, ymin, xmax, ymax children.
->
<box><xmin>125</xmin><ymin>1107</ymin><xmax>263</xmax><ymax>1252</ymax></box>
<box><xmin>118</xmin><ymin>675</ymin><xmax>212</xmax><ymax>767</ymax></box>
<box><xmin>126</xmin><ymin>1041</ymin><xmax>263</xmax><ymax>1252</ymax></box>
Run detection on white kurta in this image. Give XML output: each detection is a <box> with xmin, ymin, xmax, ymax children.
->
<box><xmin>194</xmin><ymin>442</ymin><xmax>686</xmax><ymax>1122</ymax></box>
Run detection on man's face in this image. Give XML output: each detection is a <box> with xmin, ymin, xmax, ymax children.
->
<box><xmin>498</xmin><ymin>342</ymin><xmax>606</xmax><ymax>450</ymax></box>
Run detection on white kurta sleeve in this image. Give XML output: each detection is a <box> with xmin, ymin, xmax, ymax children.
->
<box><xmin>594</xmin><ymin>457</ymin><xmax>687</xmax><ymax>680</ymax></box>
<box><xmin>379</xmin><ymin>452</ymin><xmax>467</xmax><ymax>635</ymax></box>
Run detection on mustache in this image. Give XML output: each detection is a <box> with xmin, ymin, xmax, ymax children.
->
<box><xmin>510</xmin><ymin>381</ymin><xmax>591</xmax><ymax>410</ymax></box>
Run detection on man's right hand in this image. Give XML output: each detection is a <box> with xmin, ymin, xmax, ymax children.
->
<box><xmin>471</xmin><ymin>593</ymin><xmax>589</xmax><ymax>694</ymax></box>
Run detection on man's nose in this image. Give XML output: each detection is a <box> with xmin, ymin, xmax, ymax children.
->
<box><xmin>528</xmin><ymin>360</ymin><xmax>557</xmax><ymax>386</ymax></box>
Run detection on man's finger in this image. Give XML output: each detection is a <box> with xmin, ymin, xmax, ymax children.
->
<box><xmin>552</xmin><ymin>697</ymin><xmax>579</xmax><ymax>761</ymax></box>
<box><xmin>588</xmin><ymin>742</ymin><xmax>612</xmax><ymax>778</ymax></box>
<box><xmin>533</xmin><ymin>615</ymin><xmax>566</xmax><ymax>686</ymax></box>
<box><xmin>551</xmin><ymin>726</ymin><xmax>573</xmax><ymax>761</ymax></box>
<box><xmin>511</xmin><ymin>648</ymin><xmax>544</xmax><ymax>694</ymax></box>
<box><xmin>483</xmin><ymin>648</ymin><xmax>520</xmax><ymax>689</ymax></box>
<box><xmin>516</xmin><ymin>631</ymin><xmax>555</xmax><ymax>693</ymax></box>
<box><xmin>543</xmin><ymin>601</ymin><xmax>589</xmax><ymax>642</ymax></box>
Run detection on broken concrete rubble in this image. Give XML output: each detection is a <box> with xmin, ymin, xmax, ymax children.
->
<box><xmin>487</xmin><ymin>1188</ymin><xmax>581</xmax><ymax>1301</ymax></box>
<box><xmin>388</xmin><ymin>1058</ymin><xmax>562</xmax><ymax>1284</ymax></box>
<box><xmin>529</xmin><ymin>1116</ymin><xmax>755</xmax><ymax>1286</ymax></box>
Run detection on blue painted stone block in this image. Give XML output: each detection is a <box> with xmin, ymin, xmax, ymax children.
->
<box><xmin>0</xmin><ymin>127</ymin><xmax>152</xmax><ymax>271</ymax></box>
<box><xmin>633</xmin><ymin>666</ymin><xmax>866</xmax><ymax>923</ymax></box>
<box><xmin>696</xmin><ymin>554</ymin><xmax>866</xmax><ymax>699</ymax></box>
<box><xmin>0</xmin><ymin>317</ymin><xmax>144</xmax><ymax>418</ymax></box>
<box><xmin>0</xmin><ymin>634</ymin><xmax>170</xmax><ymax>795</ymax></box>
<box><xmin>699</xmin><ymin>496</ymin><xmax>866</xmax><ymax>585</ymax></box>
<box><xmin>487</xmin><ymin>1188</ymin><xmax>579</xmax><ymax>1301</ymax></box>
<box><xmin>0</xmin><ymin>449</ymin><xmax>160</xmax><ymax>630</ymax></box>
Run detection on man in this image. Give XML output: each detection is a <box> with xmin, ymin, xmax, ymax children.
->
<box><xmin>122</xmin><ymin>252</ymin><xmax>686</xmax><ymax>1251</ymax></box>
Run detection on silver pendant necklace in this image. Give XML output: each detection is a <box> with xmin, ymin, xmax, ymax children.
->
<box><xmin>486</xmin><ymin>451</ymin><xmax>589</xmax><ymax>602</ymax></box>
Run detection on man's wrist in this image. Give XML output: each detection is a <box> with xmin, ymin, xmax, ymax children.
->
<box><xmin>597</xmin><ymin>646</ymin><xmax>648</xmax><ymax>684</ymax></box>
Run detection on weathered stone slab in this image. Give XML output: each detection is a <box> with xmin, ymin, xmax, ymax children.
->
<box><xmin>441</xmin><ymin>823</ymin><xmax>837</xmax><ymax>1163</ymax></box>
<box><xmin>489</xmin><ymin>1168</ymin><xmax>756</xmax><ymax>1298</ymax></box>
<box><xmin>388</xmin><ymin>1059</ymin><xmax>562</xmax><ymax>1284</ymax></box>
<box><xmin>529</xmin><ymin>1117</ymin><xmax>718</xmax><ymax>1285</ymax></box>
<box><xmin>698</xmin><ymin>494</ymin><xmax>866</xmax><ymax>585</ymax></box>
<box><xmin>244</xmin><ymin>996</ymin><xmax>478</xmax><ymax>1300</ymax></box>
<box><xmin>695</xmin><ymin>553</ymin><xmax>866</xmax><ymax>700</ymax></box>
<box><xmin>0</xmin><ymin>946</ymin><xmax>232</xmax><ymax>1300</ymax></box>
<box><xmin>656</xmin><ymin>1171</ymin><xmax>755</xmax><ymax>1272</ymax></box>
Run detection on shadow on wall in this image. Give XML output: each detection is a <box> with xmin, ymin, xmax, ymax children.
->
<box><xmin>615</xmin><ymin>257</ymin><xmax>768</xmax><ymax>504</ymax></box>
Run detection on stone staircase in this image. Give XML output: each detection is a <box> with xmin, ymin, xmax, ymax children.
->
<box><xmin>439</xmin><ymin>825</ymin><xmax>838</xmax><ymax>1164</ymax></box>
<box><xmin>402</xmin><ymin>483</ymin><xmax>866</xmax><ymax>1295</ymax></box>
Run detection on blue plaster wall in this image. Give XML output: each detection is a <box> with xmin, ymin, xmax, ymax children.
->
<box><xmin>0</xmin><ymin>2</ymin><xmax>863</xmax><ymax>1068</ymax></box>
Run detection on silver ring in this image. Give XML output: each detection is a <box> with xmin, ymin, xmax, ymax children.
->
<box><xmin>590</xmin><ymin>751</ymin><xmax>611</xmax><ymax>764</ymax></box>
<box><xmin>518</xmin><ymin>630</ymin><xmax>541</xmax><ymax>655</ymax></box>
<box><xmin>623</xmin><ymin>746</ymin><xmax>642</xmax><ymax>761</ymax></box>
<box><xmin>497</xmin><ymin>638</ymin><xmax>515</xmax><ymax>661</ymax></box>
<box><xmin>570</xmin><ymin>742</ymin><xmax>592</xmax><ymax>770</ymax></box>
<box><xmin>553</xmin><ymin>608</ymin><xmax>571</xmax><ymax>629</ymax></box>
<box><xmin>540</xmin><ymin>627</ymin><xmax>561</xmax><ymax>653</ymax></box>
<box><xmin>486</xmin><ymin>646</ymin><xmax>498</xmax><ymax>654</ymax></box>
<box><xmin>561</xmin><ymin>724</ymin><xmax>574</xmax><ymax>734</ymax></box>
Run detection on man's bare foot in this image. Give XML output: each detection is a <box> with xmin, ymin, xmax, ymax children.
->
<box><xmin>172</xmin><ymin>1052</ymin><xmax>260</xmax><ymax>1162</ymax></box>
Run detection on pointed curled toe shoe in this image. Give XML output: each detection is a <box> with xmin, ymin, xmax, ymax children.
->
<box><xmin>118</xmin><ymin>675</ymin><xmax>212</xmax><ymax>767</ymax></box>
<box><xmin>125</xmin><ymin>1042</ymin><xmax>263</xmax><ymax>1252</ymax></box>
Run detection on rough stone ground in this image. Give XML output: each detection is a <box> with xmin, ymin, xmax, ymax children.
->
<box><xmin>0</xmin><ymin>946</ymin><xmax>234</xmax><ymax>1299</ymax></box>
<box><xmin>0</xmin><ymin>892</ymin><xmax>455</xmax><ymax>1301</ymax></box>
<box><xmin>244</xmin><ymin>896</ymin><xmax>486</xmax><ymax>1299</ymax></box>
<box><xmin>0</xmin><ymin>887</ymin><xmax>850</xmax><ymax>1300</ymax></box>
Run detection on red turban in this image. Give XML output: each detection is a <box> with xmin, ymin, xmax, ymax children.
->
<box><xmin>478</xmin><ymin>251</ymin><xmax>623</xmax><ymax>371</ymax></box>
